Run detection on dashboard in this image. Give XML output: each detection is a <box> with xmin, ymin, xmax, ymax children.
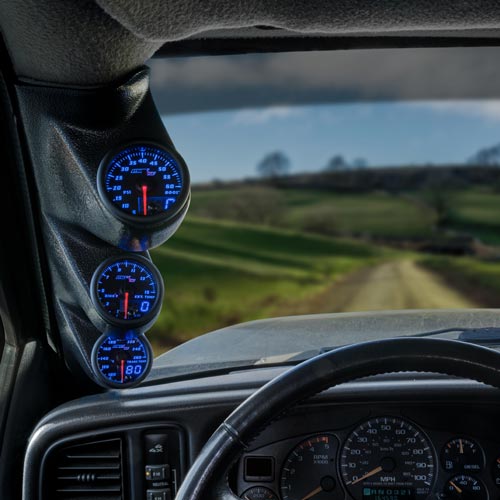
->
<box><xmin>236</xmin><ymin>404</ymin><xmax>500</xmax><ymax>500</ymax></box>
<box><xmin>22</xmin><ymin>369</ymin><xmax>500</xmax><ymax>500</ymax></box>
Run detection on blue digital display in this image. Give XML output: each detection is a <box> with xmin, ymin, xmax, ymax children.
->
<box><xmin>93</xmin><ymin>334</ymin><xmax>151</xmax><ymax>387</ymax></box>
<box><xmin>98</xmin><ymin>143</ymin><xmax>189</xmax><ymax>222</ymax></box>
<box><xmin>91</xmin><ymin>256</ymin><xmax>163</xmax><ymax>328</ymax></box>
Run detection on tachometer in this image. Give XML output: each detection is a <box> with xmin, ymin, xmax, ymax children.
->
<box><xmin>280</xmin><ymin>434</ymin><xmax>338</xmax><ymax>500</ymax></box>
<box><xmin>340</xmin><ymin>417</ymin><xmax>435</xmax><ymax>500</ymax></box>
<box><xmin>98</xmin><ymin>142</ymin><xmax>190</xmax><ymax>224</ymax></box>
<box><xmin>90</xmin><ymin>255</ymin><xmax>163</xmax><ymax>329</ymax></box>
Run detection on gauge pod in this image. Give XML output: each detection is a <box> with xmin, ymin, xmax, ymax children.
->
<box><xmin>90</xmin><ymin>255</ymin><xmax>164</xmax><ymax>331</ymax></box>
<box><xmin>92</xmin><ymin>332</ymin><xmax>152</xmax><ymax>388</ymax></box>
<box><xmin>97</xmin><ymin>141</ymin><xmax>190</xmax><ymax>226</ymax></box>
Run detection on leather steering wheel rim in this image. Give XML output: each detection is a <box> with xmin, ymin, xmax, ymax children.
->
<box><xmin>175</xmin><ymin>337</ymin><xmax>500</xmax><ymax>500</ymax></box>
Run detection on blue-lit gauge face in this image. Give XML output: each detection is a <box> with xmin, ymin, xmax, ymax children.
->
<box><xmin>90</xmin><ymin>255</ymin><xmax>164</xmax><ymax>329</ymax></box>
<box><xmin>92</xmin><ymin>334</ymin><xmax>152</xmax><ymax>388</ymax></box>
<box><xmin>98</xmin><ymin>142</ymin><xmax>190</xmax><ymax>224</ymax></box>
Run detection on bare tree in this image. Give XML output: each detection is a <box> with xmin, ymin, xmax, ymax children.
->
<box><xmin>468</xmin><ymin>143</ymin><xmax>500</xmax><ymax>166</ymax></box>
<box><xmin>257</xmin><ymin>151</ymin><xmax>291</xmax><ymax>178</ymax></box>
<box><xmin>325</xmin><ymin>155</ymin><xmax>348</xmax><ymax>171</ymax></box>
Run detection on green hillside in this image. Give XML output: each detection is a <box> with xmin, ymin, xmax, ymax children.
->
<box><xmin>190</xmin><ymin>187</ymin><xmax>437</xmax><ymax>239</ymax></box>
<box><xmin>191</xmin><ymin>185</ymin><xmax>500</xmax><ymax>243</ymax></box>
<box><xmin>149</xmin><ymin>217</ymin><xmax>385</xmax><ymax>352</ymax></box>
<box><xmin>150</xmin><ymin>184</ymin><xmax>500</xmax><ymax>354</ymax></box>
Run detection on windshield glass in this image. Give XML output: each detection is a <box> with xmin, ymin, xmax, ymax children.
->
<box><xmin>147</xmin><ymin>47</ymin><xmax>500</xmax><ymax>361</ymax></box>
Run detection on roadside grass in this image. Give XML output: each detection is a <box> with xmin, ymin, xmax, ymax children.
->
<box><xmin>447</xmin><ymin>189</ymin><xmax>500</xmax><ymax>244</ymax></box>
<box><xmin>419</xmin><ymin>255</ymin><xmax>500</xmax><ymax>308</ymax></box>
<box><xmin>149</xmin><ymin>217</ymin><xmax>387</xmax><ymax>353</ymax></box>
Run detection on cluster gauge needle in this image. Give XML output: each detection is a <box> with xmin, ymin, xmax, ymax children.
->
<box><xmin>300</xmin><ymin>486</ymin><xmax>322</xmax><ymax>500</ymax></box>
<box><xmin>350</xmin><ymin>466</ymin><xmax>383</xmax><ymax>485</ymax></box>
<box><xmin>450</xmin><ymin>481</ymin><xmax>463</xmax><ymax>494</ymax></box>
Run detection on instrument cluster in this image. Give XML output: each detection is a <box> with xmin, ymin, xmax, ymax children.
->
<box><xmin>237</xmin><ymin>415</ymin><xmax>500</xmax><ymax>500</ymax></box>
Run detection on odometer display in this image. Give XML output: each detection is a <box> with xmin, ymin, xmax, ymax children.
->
<box><xmin>91</xmin><ymin>255</ymin><xmax>163</xmax><ymax>328</ymax></box>
<box><xmin>340</xmin><ymin>417</ymin><xmax>435</xmax><ymax>500</ymax></box>
<box><xmin>98</xmin><ymin>142</ymin><xmax>189</xmax><ymax>223</ymax></box>
<box><xmin>92</xmin><ymin>333</ymin><xmax>152</xmax><ymax>388</ymax></box>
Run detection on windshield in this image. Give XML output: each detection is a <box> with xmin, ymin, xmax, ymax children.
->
<box><xmin>147</xmin><ymin>47</ymin><xmax>500</xmax><ymax>362</ymax></box>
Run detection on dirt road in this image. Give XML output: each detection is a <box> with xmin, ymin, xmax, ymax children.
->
<box><xmin>278</xmin><ymin>259</ymin><xmax>479</xmax><ymax>316</ymax></box>
<box><xmin>329</xmin><ymin>259</ymin><xmax>478</xmax><ymax>312</ymax></box>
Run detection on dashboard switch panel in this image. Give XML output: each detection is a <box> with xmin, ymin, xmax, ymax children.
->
<box><xmin>143</xmin><ymin>429</ymin><xmax>182</xmax><ymax>497</ymax></box>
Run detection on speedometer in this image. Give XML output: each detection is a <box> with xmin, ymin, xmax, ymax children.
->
<box><xmin>340</xmin><ymin>417</ymin><xmax>435</xmax><ymax>500</ymax></box>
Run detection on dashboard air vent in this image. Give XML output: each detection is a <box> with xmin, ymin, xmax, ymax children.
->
<box><xmin>47</xmin><ymin>437</ymin><xmax>123</xmax><ymax>500</ymax></box>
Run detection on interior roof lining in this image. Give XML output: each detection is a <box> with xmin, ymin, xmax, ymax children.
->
<box><xmin>4</xmin><ymin>1</ymin><xmax>500</xmax><ymax>86</ymax></box>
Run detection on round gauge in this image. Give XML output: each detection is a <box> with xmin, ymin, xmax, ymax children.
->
<box><xmin>98</xmin><ymin>142</ymin><xmax>190</xmax><ymax>224</ymax></box>
<box><xmin>442</xmin><ymin>438</ymin><xmax>484</xmax><ymax>473</ymax></box>
<box><xmin>492</xmin><ymin>456</ymin><xmax>500</xmax><ymax>488</ymax></box>
<box><xmin>90</xmin><ymin>255</ymin><xmax>163</xmax><ymax>329</ymax></box>
<box><xmin>443</xmin><ymin>475</ymin><xmax>487</xmax><ymax>500</ymax></box>
<box><xmin>280</xmin><ymin>434</ymin><xmax>337</xmax><ymax>500</ymax></box>
<box><xmin>240</xmin><ymin>486</ymin><xmax>279</xmax><ymax>500</ymax></box>
<box><xmin>340</xmin><ymin>417</ymin><xmax>435</xmax><ymax>500</ymax></box>
<box><xmin>91</xmin><ymin>333</ymin><xmax>152</xmax><ymax>388</ymax></box>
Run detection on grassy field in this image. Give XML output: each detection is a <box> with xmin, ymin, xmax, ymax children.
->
<box><xmin>447</xmin><ymin>188</ymin><xmax>500</xmax><ymax>245</ymax></box>
<box><xmin>190</xmin><ymin>187</ymin><xmax>437</xmax><ymax>239</ymax></box>
<box><xmin>150</xmin><ymin>184</ymin><xmax>500</xmax><ymax>354</ymax></box>
<box><xmin>149</xmin><ymin>217</ymin><xmax>387</xmax><ymax>353</ymax></box>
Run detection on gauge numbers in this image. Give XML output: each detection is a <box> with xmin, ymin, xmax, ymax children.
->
<box><xmin>91</xmin><ymin>255</ymin><xmax>163</xmax><ymax>328</ymax></box>
<box><xmin>443</xmin><ymin>475</ymin><xmax>487</xmax><ymax>500</ymax></box>
<box><xmin>340</xmin><ymin>417</ymin><xmax>435</xmax><ymax>500</ymax></box>
<box><xmin>92</xmin><ymin>334</ymin><xmax>152</xmax><ymax>388</ymax></box>
<box><xmin>280</xmin><ymin>435</ymin><xmax>338</xmax><ymax>500</ymax></box>
<box><xmin>98</xmin><ymin>142</ymin><xmax>189</xmax><ymax>223</ymax></box>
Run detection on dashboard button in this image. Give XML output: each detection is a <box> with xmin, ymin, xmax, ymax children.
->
<box><xmin>147</xmin><ymin>489</ymin><xmax>171</xmax><ymax>500</ymax></box>
<box><xmin>145</xmin><ymin>464</ymin><xmax>170</xmax><ymax>481</ymax></box>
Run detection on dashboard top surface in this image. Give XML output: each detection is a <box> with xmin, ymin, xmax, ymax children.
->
<box><xmin>152</xmin><ymin>310</ymin><xmax>500</xmax><ymax>380</ymax></box>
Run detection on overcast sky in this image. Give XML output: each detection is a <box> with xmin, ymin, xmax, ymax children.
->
<box><xmin>149</xmin><ymin>47</ymin><xmax>500</xmax><ymax>182</ymax></box>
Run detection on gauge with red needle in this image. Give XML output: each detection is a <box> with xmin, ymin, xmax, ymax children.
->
<box><xmin>90</xmin><ymin>255</ymin><xmax>164</xmax><ymax>330</ymax></box>
<box><xmin>92</xmin><ymin>333</ymin><xmax>152</xmax><ymax>388</ymax></box>
<box><xmin>97</xmin><ymin>142</ymin><xmax>190</xmax><ymax>224</ymax></box>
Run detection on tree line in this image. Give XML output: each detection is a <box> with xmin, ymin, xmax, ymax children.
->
<box><xmin>257</xmin><ymin>151</ymin><xmax>368</xmax><ymax>178</ymax></box>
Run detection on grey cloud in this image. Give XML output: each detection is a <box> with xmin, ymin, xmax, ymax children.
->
<box><xmin>149</xmin><ymin>47</ymin><xmax>500</xmax><ymax>115</ymax></box>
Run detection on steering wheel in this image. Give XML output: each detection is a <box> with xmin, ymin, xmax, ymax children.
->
<box><xmin>175</xmin><ymin>337</ymin><xmax>500</xmax><ymax>499</ymax></box>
